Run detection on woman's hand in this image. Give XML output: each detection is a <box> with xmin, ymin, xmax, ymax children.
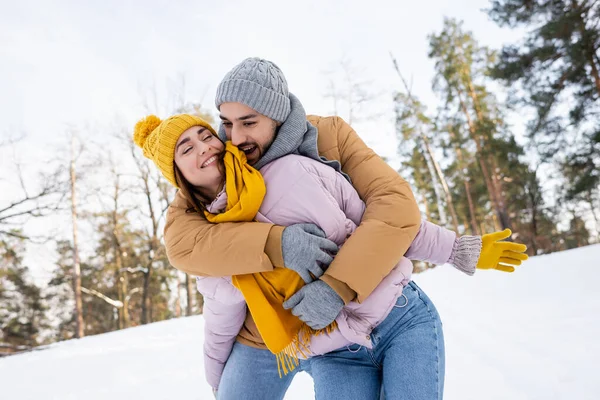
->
<box><xmin>476</xmin><ymin>229</ymin><xmax>529</xmax><ymax>272</ymax></box>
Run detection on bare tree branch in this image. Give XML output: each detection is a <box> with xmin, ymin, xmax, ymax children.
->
<box><xmin>81</xmin><ymin>286</ymin><xmax>123</xmax><ymax>308</ymax></box>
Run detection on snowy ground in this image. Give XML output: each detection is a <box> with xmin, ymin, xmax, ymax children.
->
<box><xmin>2</xmin><ymin>244</ymin><xmax>599</xmax><ymax>399</ymax></box>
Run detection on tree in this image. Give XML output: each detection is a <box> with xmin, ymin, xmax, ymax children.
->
<box><xmin>488</xmin><ymin>0</ymin><xmax>600</xmax><ymax>129</ymax></box>
<box><xmin>127</xmin><ymin>130</ymin><xmax>174</xmax><ymax>324</ymax></box>
<box><xmin>429</xmin><ymin>18</ymin><xmax>519</xmax><ymax>231</ymax></box>
<box><xmin>391</xmin><ymin>55</ymin><xmax>460</xmax><ymax>232</ymax></box>
<box><xmin>440</xmin><ymin>119</ymin><xmax>482</xmax><ymax>235</ymax></box>
<box><xmin>69</xmin><ymin>133</ymin><xmax>84</xmax><ymax>338</ymax></box>
<box><xmin>488</xmin><ymin>0</ymin><xmax>600</xmax><ymax>203</ymax></box>
<box><xmin>563</xmin><ymin>213</ymin><xmax>591</xmax><ymax>248</ymax></box>
<box><xmin>0</xmin><ymin>139</ymin><xmax>65</xmax><ymax>241</ymax></box>
<box><xmin>48</xmin><ymin>239</ymin><xmax>119</xmax><ymax>338</ymax></box>
<box><xmin>0</xmin><ymin>235</ymin><xmax>48</xmax><ymax>351</ymax></box>
<box><xmin>323</xmin><ymin>56</ymin><xmax>380</xmax><ymax>125</ymax></box>
<box><xmin>561</xmin><ymin>132</ymin><xmax>600</xmax><ymax>237</ymax></box>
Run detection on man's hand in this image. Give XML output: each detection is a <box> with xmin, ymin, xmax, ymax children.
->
<box><xmin>477</xmin><ymin>229</ymin><xmax>529</xmax><ymax>272</ymax></box>
<box><xmin>283</xmin><ymin>280</ymin><xmax>344</xmax><ymax>330</ymax></box>
<box><xmin>281</xmin><ymin>224</ymin><xmax>338</xmax><ymax>283</ymax></box>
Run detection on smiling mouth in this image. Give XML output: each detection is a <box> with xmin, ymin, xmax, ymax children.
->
<box><xmin>240</xmin><ymin>145</ymin><xmax>257</xmax><ymax>156</ymax></box>
<box><xmin>201</xmin><ymin>155</ymin><xmax>218</xmax><ymax>168</ymax></box>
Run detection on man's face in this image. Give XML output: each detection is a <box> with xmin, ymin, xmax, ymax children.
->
<box><xmin>219</xmin><ymin>102</ymin><xmax>278</xmax><ymax>165</ymax></box>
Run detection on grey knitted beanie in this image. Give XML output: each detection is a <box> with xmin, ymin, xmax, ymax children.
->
<box><xmin>215</xmin><ymin>57</ymin><xmax>291</xmax><ymax>123</ymax></box>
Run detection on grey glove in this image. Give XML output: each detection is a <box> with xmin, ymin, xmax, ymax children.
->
<box><xmin>283</xmin><ymin>280</ymin><xmax>344</xmax><ymax>330</ymax></box>
<box><xmin>281</xmin><ymin>223</ymin><xmax>338</xmax><ymax>284</ymax></box>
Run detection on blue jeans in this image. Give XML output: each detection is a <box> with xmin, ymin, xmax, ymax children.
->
<box><xmin>306</xmin><ymin>281</ymin><xmax>445</xmax><ymax>399</ymax></box>
<box><xmin>217</xmin><ymin>281</ymin><xmax>444</xmax><ymax>400</ymax></box>
<box><xmin>217</xmin><ymin>341</ymin><xmax>309</xmax><ymax>400</ymax></box>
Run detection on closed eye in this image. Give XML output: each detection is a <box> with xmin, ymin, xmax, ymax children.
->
<box><xmin>182</xmin><ymin>145</ymin><xmax>193</xmax><ymax>155</ymax></box>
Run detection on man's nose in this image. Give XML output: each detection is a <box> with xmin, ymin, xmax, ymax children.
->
<box><xmin>229</xmin><ymin>126</ymin><xmax>245</xmax><ymax>146</ymax></box>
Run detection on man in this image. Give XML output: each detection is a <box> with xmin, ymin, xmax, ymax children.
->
<box><xmin>164</xmin><ymin>57</ymin><xmax>422</xmax><ymax>399</ymax></box>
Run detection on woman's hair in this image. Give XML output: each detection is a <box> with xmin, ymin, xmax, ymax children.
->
<box><xmin>174</xmin><ymin>165</ymin><xmax>208</xmax><ymax>215</ymax></box>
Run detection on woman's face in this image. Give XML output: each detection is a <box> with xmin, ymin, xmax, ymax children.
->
<box><xmin>173</xmin><ymin>126</ymin><xmax>225</xmax><ymax>192</ymax></box>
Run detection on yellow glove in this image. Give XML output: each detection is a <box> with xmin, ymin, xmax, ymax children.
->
<box><xmin>476</xmin><ymin>229</ymin><xmax>529</xmax><ymax>273</ymax></box>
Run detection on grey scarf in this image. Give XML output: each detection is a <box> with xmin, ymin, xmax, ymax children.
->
<box><xmin>218</xmin><ymin>93</ymin><xmax>351</xmax><ymax>182</ymax></box>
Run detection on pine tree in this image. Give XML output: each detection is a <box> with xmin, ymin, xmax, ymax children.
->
<box><xmin>391</xmin><ymin>55</ymin><xmax>461</xmax><ymax>232</ymax></box>
<box><xmin>429</xmin><ymin>18</ymin><xmax>515</xmax><ymax>231</ymax></box>
<box><xmin>48</xmin><ymin>239</ymin><xmax>118</xmax><ymax>338</ymax></box>
<box><xmin>488</xmin><ymin>0</ymin><xmax>600</xmax><ymax>203</ymax></box>
<box><xmin>564</xmin><ymin>213</ymin><xmax>591</xmax><ymax>249</ymax></box>
<box><xmin>440</xmin><ymin>119</ymin><xmax>482</xmax><ymax>235</ymax></box>
<box><xmin>0</xmin><ymin>235</ymin><xmax>48</xmax><ymax>351</ymax></box>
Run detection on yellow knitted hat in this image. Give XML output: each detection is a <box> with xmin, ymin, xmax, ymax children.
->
<box><xmin>133</xmin><ymin>114</ymin><xmax>218</xmax><ymax>188</ymax></box>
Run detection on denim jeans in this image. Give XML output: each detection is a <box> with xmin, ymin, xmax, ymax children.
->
<box><xmin>216</xmin><ymin>340</ymin><xmax>308</xmax><ymax>400</ymax></box>
<box><xmin>306</xmin><ymin>281</ymin><xmax>445</xmax><ymax>400</ymax></box>
<box><xmin>217</xmin><ymin>281</ymin><xmax>444</xmax><ymax>400</ymax></box>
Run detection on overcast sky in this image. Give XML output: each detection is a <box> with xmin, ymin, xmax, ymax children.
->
<box><xmin>0</xmin><ymin>0</ymin><xmax>522</xmax><ymax>145</ymax></box>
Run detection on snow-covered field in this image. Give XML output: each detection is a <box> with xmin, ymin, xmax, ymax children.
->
<box><xmin>2</xmin><ymin>245</ymin><xmax>599</xmax><ymax>399</ymax></box>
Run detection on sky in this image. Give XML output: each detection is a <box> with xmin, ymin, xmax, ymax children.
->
<box><xmin>0</xmin><ymin>0</ymin><xmax>549</xmax><ymax>282</ymax></box>
<box><xmin>0</xmin><ymin>0</ymin><xmax>524</xmax><ymax>147</ymax></box>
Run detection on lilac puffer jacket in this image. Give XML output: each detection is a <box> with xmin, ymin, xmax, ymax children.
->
<box><xmin>197</xmin><ymin>155</ymin><xmax>457</xmax><ymax>389</ymax></box>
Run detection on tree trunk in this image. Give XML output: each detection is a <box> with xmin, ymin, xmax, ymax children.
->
<box><xmin>110</xmin><ymin>174</ymin><xmax>129</xmax><ymax>329</ymax></box>
<box><xmin>115</xmin><ymin>250</ymin><xmax>129</xmax><ymax>328</ymax></box>
<box><xmin>186</xmin><ymin>274</ymin><xmax>194</xmax><ymax>316</ymax></box>
<box><xmin>197</xmin><ymin>292</ymin><xmax>204</xmax><ymax>314</ymax></box>
<box><xmin>573</xmin><ymin>1</ymin><xmax>600</xmax><ymax>96</ymax></box>
<box><xmin>489</xmin><ymin>157</ymin><xmax>512</xmax><ymax>230</ymax></box>
<box><xmin>141</xmin><ymin>261</ymin><xmax>152</xmax><ymax>325</ymax></box>
<box><xmin>175</xmin><ymin>273</ymin><xmax>182</xmax><ymax>318</ymax></box>
<box><xmin>463</xmin><ymin>179</ymin><xmax>480</xmax><ymax>235</ymax></box>
<box><xmin>420</xmin><ymin>140</ymin><xmax>448</xmax><ymax>225</ymax></box>
<box><xmin>70</xmin><ymin>134</ymin><xmax>84</xmax><ymax>339</ymax></box>
<box><xmin>586</xmin><ymin>190</ymin><xmax>600</xmax><ymax>238</ymax></box>
<box><xmin>447</xmin><ymin>127</ymin><xmax>480</xmax><ymax>235</ymax></box>
<box><xmin>529</xmin><ymin>199</ymin><xmax>539</xmax><ymax>255</ymax></box>
<box><xmin>589</xmin><ymin>51</ymin><xmax>600</xmax><ymax>95</ymax></box>
<box><xmin>116</xmin><ymin>262</ymin><xmax>124</xmax><ymax>330</ymax></box>
<box><xmin>594</xmin><ymin>52</ymin><xmax>600</xmax><ymax>95</ymax></box>
<box><xmin>462</xmin><ymin>70</ymin><xmax>511</xmax><ymax>230</ymax></box>
<box><xmin>390</xmin><ymin>55</ymin><xmax>452</xmax><ymax>227</ymax></box>
<box><xmin>141</xmin><ymin>169</ymin><xmax>159</xmax><ymax>325</ymax></box>
<box><xmin>420</xmin><ymin>189</ymin><xmax>431</xmax><ymax>221</ymax></box>
<box><xmin>422</xmin><ymin>135</ymin><xmax>460</xmax><ymax>232</ymax></box>
<box><xmin>456</xmin><ymin>90</ymin><xmax>503</xmax><ymax>231</ymax></box>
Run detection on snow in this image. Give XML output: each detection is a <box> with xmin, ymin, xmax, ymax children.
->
<box><xmin>1</xmin><ymin>244</ymin><xmax>599</xmax><ymax>399</ymax></box>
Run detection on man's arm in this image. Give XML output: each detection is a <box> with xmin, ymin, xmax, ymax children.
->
<box><xmin>164</xmin><ymin>191</ymin><xmax>284</xmax><ymax>276</ymax></box>
<box><xmin>318</xmin><ymin>116</ymin><xmax>421</xmax><ymax>302</ymax></box>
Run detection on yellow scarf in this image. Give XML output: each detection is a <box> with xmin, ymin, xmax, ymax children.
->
<box><xmin>204</xmin><ymin>142</ymin><xmax>336</xmax><ymax>376</ymax></box>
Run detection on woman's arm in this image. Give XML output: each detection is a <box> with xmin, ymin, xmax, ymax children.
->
<box><xmin>198</xmin><ymin>277</ymin><xmax>246</xmax><ymax>390</ymax></box>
